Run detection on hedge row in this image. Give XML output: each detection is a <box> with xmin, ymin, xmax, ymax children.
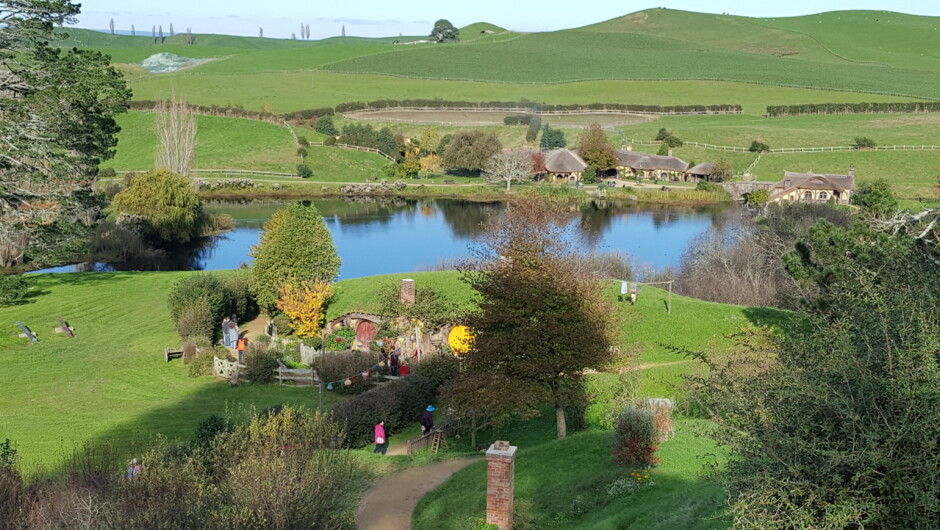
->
<box><xmin>128</xmin><ymin>101</ymin><xmax>335</xmax><ymax>121</ymax></box>
<box><xmin>336</xmin><ymin>99</ymin><xmax>742</xmax><ymax>114</ymax></box>
<box><xmin>766</xmin><ymin>101</ymin><xmax>940</xmax><ymax>117</ymax></box>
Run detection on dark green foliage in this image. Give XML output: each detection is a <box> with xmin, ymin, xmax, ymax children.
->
<box><xmin>331</xmin><ymin>99</ymin><xmax>741</xmax><ymax>115</ymax></box>
<box><xmin>503</xmin><ymin>115</ymin><xmax>534</xmax><ymax>125</ymax></box>
<box><xmin>296</xmin><ymin>135</ymin><xmax>309</xmax><ymax>147</ymax></box>
<box><xmin>430</xmin><ymin>19</ymin><xmax>460</xmax><ymax>43</ymax></box>
<box><xmin>248</xmin><ymin>203</ymin><xmax>340</xmax><ymax>311</ymax></box>
<box><xmin>330</xmin><ymin>375</ymin><xmax>437</xmax><ymax>446</ymax></box>
<box><xmin>296</xmin><ymin>164</ymin><xmax>312</xmax><ymax>178</ymax></box>
<box><xmin>748</xmin><ymin>140</ymin><xmax>770</xmax><ymax>152</ymax></box>
<box><xmin>525</xmin><ymin>115</ymin><xmax>542</xmax><ymax>143</ymax></box>
<box><xmin>23</xmin><ymin>219</ymin><xmax>94</xmax><ymax>267</ymax></box>
<box><xmin>654</xmin><ymin>128</ymin><xmax>682</xmax><ymax>147</ymax></box>
<box><xmin>663</xmin><ymin>134</ymin><xmax>683</xmax><ymax>148</ymax></box>
<box><xmin>0</xmin><ymin>439</ymin><xmax>16</xmax><ymax>469</ymax></box>
<box><xmin>582</xmin><ymin>165</ymin><xmax>598</xmax><ymax>184</ymax></box>
<box><xmin>111</xmin><ymin>169</ymin><xmax>204</xmax><ymax>244</ymax></box>
<box><xmin>612</xmin><ymin>407</ymin><xmax>658</xmax><ymax>466</ymax></box>
<box><xmin>577</xmin><ymin>123</ymin><xmax>619</xmax><ymax>170</ymax></box>
<box><xmin>655</xmin><ymin>128</ymin><xmax>670</xmax><ymax>141</ymax></box>
<box><xmin>853</xmin><ymin>136</ymin><xmax>877</xmax><ymax>149</ymax></box>
<box><xmin>379</xmin><ymin>284</ymin><xmax>462</xmax><ymax>330</ymax></box>
<box><xmin>98</xmin><ymin>167</ymin><xmax>117</xmax><ymax>179</ymax></box>
<box><xmin>411</xmin><ymin>354</ymin><xmax>461</xmax><ymax>388</ymax></box>
<box><xmin>766</xmin><ymin>101</ymin><xmax>940</xmax><ymax>117</ymax></box>
<box><xmin>851</xmin><ymin>178</ymin><xmax>897</xmax><ymax>215</ymax></box>
<box><xmin>656</xmin><ymin>142</ymin><xmax>669</xmax><ymax>156</ymax></box>
<box><xmin>314</xmin><ymin>115</ymin><xmax>338</xmax><ymax>136</ymax></box>
<box><xmin>694</xmin><ymin>181</ymin><xmax>723</xmax><ymax>192</ymax></box>
<box><xmin>191</xmin><ymin>414</ymin><xmax>231</xmax><ymax>450</ymax></box>
<box><xmin>174</xmin><ymin>298</ymin><xmax>215</xmax><ymax>341</ymax></box>
<box><xmin>540</xmin><ymin>125</ymin><xmax>567</xmax><ymax>149</ymax></box>
<box><xmin>442</xmin><ymin>130</ymin><xmax>502</xmax><ymax>172</ymax></box>
<box><xmin>0</xmin><ymin>275</ymin><xmax>29</xmax><ymax>305</ymax></box>
<box><xmin>323</xmin><ymin>135</ymin><xmax>337</xmax><ymax>146</ymax></box>
<box><xmin>711</xmin><ymin>158</ymin><xmax>733</xmax><ymax>182</ymax></box>
<box><xmin>436</xmin><ymin>133</ymin><xmax>454</xmax><ymax>155</ymax></box>
<box><xmin>167</xmin><ymin>272</ymin><xmax>255</xmax><ymax>341</ymax></box>
<box><xmin>746</xmin><ymin>189</ymin><xmax>770</xmax><ymax>207</ymax></box>
<box><xmin>338</xmin><ymin>123</ymin><xmax>398</xmax><ymax>158</ymax></box>
<box><xmin>703</xmin><ymin>221</ymin><xmax>940</xmax><ymax>528</ymax></box>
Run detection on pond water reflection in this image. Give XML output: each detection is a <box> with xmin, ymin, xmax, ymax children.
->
<box><xmin>34</xmin><ymin>198</ymin><xmax>732</xmax><ymax>279</ymax></box>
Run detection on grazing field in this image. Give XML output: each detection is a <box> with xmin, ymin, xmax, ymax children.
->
<box><xmin>0</xmin><ymin>270</ymin><xmax>787</xmax><ymax>474</ymax></box>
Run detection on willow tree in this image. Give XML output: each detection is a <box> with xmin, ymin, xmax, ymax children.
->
<box><xmin>0</xmin><ymin>0</ymin><xmax>130</xmax><ymax>267</ymax></box>
<box><xmin>456</xmin><ymin>201</ymin><xmax>617</xmax><ymax>439</ymax></box>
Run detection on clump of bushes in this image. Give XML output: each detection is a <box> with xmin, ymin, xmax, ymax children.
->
<box><xmin>749</xmin><ymin>140</ymin><xmax>770</xmax><ymax>153</ymax></box>
<box><xmin>191</xmin><ymin>177</ymin><xmax>257</xmax><ymax>191</ymax></box>
<box><xmin>331</xmin><ymin>375</ymin><xmax>437</xmax><ymax>446</ymax></box>
<box><xmin>0</xmin><ymin>275</ymin><xmax>29</xmax><ymax>305</ymax></box>
<box><xmin>167</xmin><ymin>272</ymin><xmax>257</xmax><ymax>342</ymax></box>
<box><xmin>243</xmin><ymin>344</ymin><xmax>281</xmax><ymax>384</ymax></box>
<box><xmin>611</xmin><ymin>406</ymin><xmax>660</xmax><ymax>467</ymax></box>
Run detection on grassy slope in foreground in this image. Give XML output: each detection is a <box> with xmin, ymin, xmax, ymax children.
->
<box><xmin>1</xmin><ymin>270</ymin><xmax>788</xmax><ymax>472</ymax></box>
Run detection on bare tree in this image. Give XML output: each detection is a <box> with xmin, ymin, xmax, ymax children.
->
<box><xmin>154</xmin><ymin>94</ymin><xmax>198</xmax><ymax>176</ymax></box>
<box><xmin>341</xmin><ymin>25</ymin><xmax>345</xmax><ymax>37</ymax></box>
<box><xmin>259</xmin><ymin>27</ymin><xmax>263</xmax><ymax>38</ymax></box>
<box><xmin>152</xmin><ymin>25</ymin><xmax>156</xmax><ymax>42</ymax></box>
<box><xmin>158</xmin><ymin>25</ymin><xmax>163</xmax><ymax>43</ymax></box>
<box><xmin>483</xmin><ymin>150</ymin><xmax>534</xmax><ymax>192</ymax></box>
<box><xmin>109</xmin><ymin>18</ymin><xmax>114</xmax><ymax>35</ymax></box>
<box><xmin>131</xmin><ymin>24</ymin><xmax>135</xmax><ymax>36</ymax></box>
<box><xmin>169</xmin><ymin>23</ymin><xmax>174</xmax><ymax>37</ymax></box>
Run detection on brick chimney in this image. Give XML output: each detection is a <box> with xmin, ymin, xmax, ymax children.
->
<box><xmin>667</xmin><ymin>149</ymin><xmax>673</xmax><ymax>157</ymax></box>
<box><xmin>486</xmin><ymin>440</ymin><xmax>517</xmax><ymax>530</ymax></box>
<box><xmin>400</xmin><ymin>279</ymin><xmax>415</xmax><ymax>305</ymax></box>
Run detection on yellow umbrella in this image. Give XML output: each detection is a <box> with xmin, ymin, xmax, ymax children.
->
<box><xmin>447</xmin><ymin>325</ymin><xmax>473</xmax><ymax>355</ymax></box>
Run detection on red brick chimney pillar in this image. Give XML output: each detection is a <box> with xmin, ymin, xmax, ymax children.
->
<box><xmin>486</xmin><ymin>440</ymin><xmax>517</xmax><ymax>530</ymax></box>
<box><xmin>400</xmin><ymin>279</ymin><xmax>415</xmax><ymax>305</ymax></box>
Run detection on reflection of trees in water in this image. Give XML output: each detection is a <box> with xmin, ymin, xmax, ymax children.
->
<box><xmin>437</xmin><ymin>200</ymin><xmax>504</xmax><ymax>238</ymax></box>
<box><xmin>577</xmin><ymin>201</ymin><xmax>617</xmax><ymax>247</ymax></box>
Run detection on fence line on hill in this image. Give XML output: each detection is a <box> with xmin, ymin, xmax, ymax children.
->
<box><xmin>622</xmin><ymin>138</ymin><xmax>940</xmax><ymax>154</ymax></box>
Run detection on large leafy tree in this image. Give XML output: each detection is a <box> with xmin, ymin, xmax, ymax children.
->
<box><xmin>111</xmin><ymin>169</ymin><xmax>203</xmax><ymax>243</ymax></box>
<box><xmin>429</xmin><ymin>19</ymin><xmax>459</xmax><ymax>43</ymax></box>
<box><xmin>456</xmin><ymin>201</ymin><xmax>617</xmax><ymax>439</ymax></box>
<box><xmin>249</xmin><ymin>203</ymin><xmax>340</xmax><ymax>311</ymax></box>
<box><xmin>694</xmin><ymin>219</ymin><xmax>940</xmax><ymax>528</ymax></box>
<box><xmin>576</xmin><ymin>123</ymin><xmax>618</xmax><ymax>170</ymax></box>
<box><xmin>0</xmin><ymin>1</ymin><xmax>131</xmax><ymax>266</ymax></box>
<box><xmin>442</xmin><ymin>130</ymin><xmax>502</xmax><ymax>173</ymax></box>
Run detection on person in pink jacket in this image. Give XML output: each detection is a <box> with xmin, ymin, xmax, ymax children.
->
<box><xmin>373</xmin><ymin>420</ymin><xmax>387</xmax><ymax>455</ymax></box>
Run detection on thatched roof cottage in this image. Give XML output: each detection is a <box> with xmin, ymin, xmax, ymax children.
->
<box><xmin>617</xmin><ymin>149</ymin><xmax>689</xmax><ymax>179</ymax></box>
<box><xmin>544</xmin><ymin>149</ymin><xmax>588</xmax><ymax>181</ymax></box>
<box><xmin>768</xmin><ymin>166</ymin><xmax>855</xmax><ymax>205</ymax></box>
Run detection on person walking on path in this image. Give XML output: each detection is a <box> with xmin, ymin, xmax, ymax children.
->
<box><xmin>228</xmin><ymin>316</ymin><xmax>239</xmax><ymax>349</ymax></box>
<box><xmin>374</xmin><ymin>420</ymin><xmax>387</xmax><ymax>455</ymax></box>
<box><xmin>390</xmin><ymin>349</ymin><xmax>400</xmax><ymax>376</ymax></box>
<box><xmin>236</xmin><ymin>336</ymin><xmax>248</xmax><ymax>363</ymax></box>
<box><xmin>420</xmin><ymin>405</ymin><xmax>435</xmax><ymax>434</ymax></box>
<box><xmin>222</xmin><ymin>317</ymin><xmax>232</xmax><ymax>347</ymax></box>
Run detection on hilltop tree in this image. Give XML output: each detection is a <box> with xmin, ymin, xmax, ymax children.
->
<box><xmin>430</xmin><ymin>19</ymin><xmax>459</xmax><ymax>43</ymax></box>
<box><xmin>158</xmin><ymin>25</ymin><xmax>163</xmax><ymax>43</ymax></box>
<box><xmin>109</xmin><ymin>17</ymin><xmax>114</xmax><ymax>34</ymax></box>
<box><xmin>258</xmin><ymin>27</ymin><xmax>263</xmax><ymax>38</ymax></box>
<box><xmin>152</xmin><ymin>25</ymin><xmax>156</xmax><ymax>42</ymax></box>
<box><xmin>169</xmin><ymin>23</ymin><xmax>174</xmax><ymax>37</ymax></box>
<box><xmin>249</xmin><ymin>204</ymin><xmax>340</xmax><ymax>311</ymax></box>
<box><xmin>131</xmin><ymin>24</ymin><xmax>135</xmax><ymax>36</ymax></box>
<box><xmin>483</xmin><ymin>150</ymin><xmax>534</xmax><ymax>192</ymax></box>
<box><xmin>341</xmin><ymin>25</ymin><xmax>345</xmax><ymax>37</ymax></box>
<box><xmin>0</xmin><ymin>0</ymin><xmax>130</xmax><ymax>267</ymax></box>
<box><xmin>576</xmin><ymin>123</ymin><xmax>619</xmax><ymax>170</ymax></box>
<box><xmin>456</xmin><ymin>201</ymin><xmax>617</xmax><ymax>439</ymax></box>
<box><xmin>442</xmin><ymin>130</ymin><xmax>502</xmax><ymax>173</ymax></box>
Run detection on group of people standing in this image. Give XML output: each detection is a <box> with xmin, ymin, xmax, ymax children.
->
<box><xmin>373</xmin><ymin>405</ymin><xmax>436</xmax><ymax>455</ymax></box>
<box><xmin>222</xmin><ymin>316</ymin><xmax>247</xmax><ymax>362</ymax></box>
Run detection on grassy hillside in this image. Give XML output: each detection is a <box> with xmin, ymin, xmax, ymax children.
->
<box><xmin>0</xmin><ymin>270</ymin><xmax>787</xmax><ymax>473</ymax></box>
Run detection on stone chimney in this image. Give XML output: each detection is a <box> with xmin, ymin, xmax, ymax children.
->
<box><xmin>848</xmin><ymin>164</ymin><xmax>856</xmax><ymax>177</ymax></box>
<box><xmin>400</xmin><ymin>279</ymin><xmax>415</xmax><ymax>305</ymax></box>
<box><xmin>667</xmin><ymin>149</ymin><xmax>673</xmax><ymax>157</ymax></box>
<box><xmin>486</xmin><ymin>441</ymin><xmax>517</xmax><ymax>530</ymax></box>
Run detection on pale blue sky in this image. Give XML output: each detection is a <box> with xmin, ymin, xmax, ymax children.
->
<box><xmin>76</xmin><ymin>1</ymin><xmax>940</xmax><ymax>39</ymax></box>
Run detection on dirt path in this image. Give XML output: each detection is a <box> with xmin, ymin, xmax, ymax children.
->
<box><xmin>356</xmin><ymin>458</ymin><xmax>479</xmax><ymax>530</ymax></box>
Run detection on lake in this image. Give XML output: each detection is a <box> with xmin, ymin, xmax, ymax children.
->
<box><xmin>34</xmin><ymin>198</ymin><xmax>731</xmax><ymax>279</ymax></box>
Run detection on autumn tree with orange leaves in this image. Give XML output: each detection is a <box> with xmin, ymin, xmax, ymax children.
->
<box><xmin>276</xmin><ymin>281</ymin><xmax>333</xmax><ymax>337</ymax></box>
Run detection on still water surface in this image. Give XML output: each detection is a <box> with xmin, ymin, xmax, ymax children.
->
<box><xmin>35</xmin><ymin>198</ymin><xmax>730</xmax><ymax>279</ymax></box>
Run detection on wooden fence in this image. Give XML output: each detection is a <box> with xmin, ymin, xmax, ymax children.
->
<box><xmin>213</xmin><ymin>356</ymin><xmax>319</xmax><ymax>386</ymax></box>
<box><xmin>622</xmin><ymin>138</ymin><xmax>940</xmax><ymax>154</ymax></box>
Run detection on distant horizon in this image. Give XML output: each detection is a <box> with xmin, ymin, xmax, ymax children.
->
<box><xmin>74</xmin><ymin>3</ymin><xmax>940</xmax><ymax>41</ymax></box>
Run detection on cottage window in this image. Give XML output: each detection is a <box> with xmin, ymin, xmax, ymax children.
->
<box><xmin>803</xmin><ymin>191</ymin><xmax>813</xmax><ymax>200</ymax></box>
<box><xmin>819</xmin><ymin>192</ymin><xmax>828</xmax><ymax>200</ymax></box>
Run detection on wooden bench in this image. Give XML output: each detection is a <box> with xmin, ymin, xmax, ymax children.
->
<box><xmin>164</xmin><ymin>346</ymin><xmax>184</xmax><ymax>362</ymax></box>
<box><xmin>56</xmin><ymin>316</ymin><xmax>74</xmax><ymax>337</ymax></box>
<box><xmin>16</xmin><ymin>321</ymin><xmax>38</xmax><ymax>343</ymax></box>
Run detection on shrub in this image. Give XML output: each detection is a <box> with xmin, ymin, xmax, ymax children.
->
<box><xmin>313</xmin><ymin>350</ymin><xmax>378</xmax><ymax>393</ymax></box>
<box><xmin>314</xmin><ymin>115</ymin><xmax>338</xmax><ymax>137</ymax></box>
<box><xmin>582</xmin><ymin>165</ymin><xmax>598</xmax><ymax>184</ymax></box>
<box><xmin>695</xmin><ymin>181</ymin><xmax>723</xmax><ymax>192</ymax></box>
<box><xmin>188</xmin><ymin>351</ymin><xmax>217</xmax><ymax>377</ymax></box>
<box><xmin>612</xmin><ymin>407</ymin><xmax>660</xmax><ymax>467</ymax></box>
<box><xmin>331</xmin><ymin>375</ymin><xmax>436</xmax><ymax>446</ymax></box>
<box><xmin>525</xmin><ymin>115</ymin><xmax>542</xmax><ymax>143</ymax></box>
<box><xmin>851</xmin><ymin>178</ymin><xmax>897</xmax><ymax>215</ymax></box>
<box><xmin>111</xmin><ymin>169</ymin><xmax>204</xmax><ymax>243</ymax></box>
<box><xmin>98</xmin><ymin>167</ymin><xmax>117</xmax><ymax>179</ymax></box>
<box><xmin>0</xmin><ymin>275</ymin><xmax>29</xmax><ymax>305</ymax></box>
<box><xmin>747</xmin><ymin>189</ymin><xmax>770</xmax><ymax>207</ymax></box>
<box><xmin>175</xmin><ymin>299</ymin><xmax>215</xmax><ymax>341</ymax></box>
<box><xmin>244</xmin><ymin>344</ymin><xmax>280</xmax><ymax>384</ymax></box>
<box><xmin>749</xmin><ymin>140</ymin><xmax>770</xmax><ymax>153</ymax></box>
<box><xmin>271</xmin><ymin>313</ymin><xmax>292</xmax><ymax>335</ymax></box>
<box><xmin>323</xmin><ymin>135</ymin><xmax>336</xmax><ymax>146</ymax></box>
<box><xmin>853</xmin><ymin>136</ymin><xmax>877</xmax><ymax>149</ymax></box>
<box><xmin>297</xmin><ymin>164</ymin><xmax>313</xmax><ymax>179</ymax></box>
<box><xmin>411</xmin><ymin>354</ymin><xmax>460</xmax><ymax>388</ymax></box>
<box><xmin>296</xmin><ymin>135</ymin><xmax>309</xmax><ymax>147</ymax></box>
<box><xmin>168</xmin><ymin>273</ymin><xmax>254</xmax><ymax>341</ymax></box>
<box><xmin>191</xmin><ymin>414</ymin><xmax>231</xmax><ymax>450</ymax></box>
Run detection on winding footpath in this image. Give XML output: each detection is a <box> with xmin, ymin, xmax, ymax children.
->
<box><xmin>356</xmin><ymin>458</ymin><xmax>479</xmax><ymax>530</ymax></box>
